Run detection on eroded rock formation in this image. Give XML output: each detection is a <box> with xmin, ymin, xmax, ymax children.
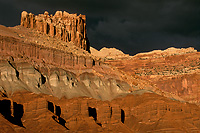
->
<box><xmin>105</xmin><ymin>47</ymin><xmax>200</xmax><ymax>105</ymax></box>
<box><xmin>0</xmin><ymin>91</ymin><xmax>200</xmax><ymax>132</ymax></box>
<box><xmin>0</xmin><ymin>11</ymin><xmax>200</xmax><ymax>132</ymax></box>
<box><xmin>0</xmin><ymin>29</ymin><xmax>97</xmax><ymax>70</ymax></box>
<box><xmin>0</xmin><ymin>59</ymin><xmax>131</xmax><ymax>100</ymax></box>
<box><xmin>21</xmin><ymin>11</ymin><xmax>90</xmax><ymax>52</ymax></box>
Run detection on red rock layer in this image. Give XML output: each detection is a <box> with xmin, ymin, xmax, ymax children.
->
<box><xmin>0</xmin><ymin>91</ymin><xmax>199</xmax><ymax>132</ymax></box>
<box><xmin>105</xmin><ymin>48</ymin><xmax>200</xmax><ymax>105</ymax></box>
<box><xmin>21</xmin><ymin>11</ymin><xmax>90</xmax><ymax>52</ymax></box>
<box><xmin>0</xmin><ymin>35</ymin><xmax>96</xmax><ymax>69</ymax></box>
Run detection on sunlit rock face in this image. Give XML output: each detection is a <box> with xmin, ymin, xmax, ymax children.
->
<box><xmin>0</xmin><ymin>60</ymin><xmax>130</xmax><ymax>100</ymax></box>
<box><xmin>21</xmin><ymin>11</ymin><xmax>90</xmax><ymax>52</ymax></box>
<box><xmin>105</xmin><ymin>47</ymin><xmax>200</xmax><ymax>105</ymax></box>
<box><xmin>0</xmin><ymin>10</ymin><xmax>200</xmax><ymax>132</ymax></box>
<box><xmin>0</xmin><ymin>61</ymin><xmax>18</xmax><ymax>82</ymax></box>
<box><xmin>0</xmin><ymin>91</ymin><xmax>199</xmax><ymax>132</ymax></box>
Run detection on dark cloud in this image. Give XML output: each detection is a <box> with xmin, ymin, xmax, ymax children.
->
<box><xmin>0</xmin><ymin>0</ymin><xmax>200</xmax><ymax>55</ymax></box>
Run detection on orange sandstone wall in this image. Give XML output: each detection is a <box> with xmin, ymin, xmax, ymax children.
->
<box><xmin>0</xmin><ymin>35</ymin><xmax>96</xmax><ymax>69</ymax></box>
<box><xmin>21</xmin><ymin>11</ymin><xmax>90</xmax><ymax>52</ymax></box>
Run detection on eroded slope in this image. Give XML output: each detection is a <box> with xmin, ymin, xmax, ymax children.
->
<box><xmin>105</xmin><ymin>47</ymin><xmax>200</xmax><ymax>105</ymax></box>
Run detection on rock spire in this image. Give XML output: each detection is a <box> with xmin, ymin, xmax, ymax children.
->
<box><xmin>21</xmin><ymin>11</ymin><xmax>90</xmax><ymax>52</ymax></box>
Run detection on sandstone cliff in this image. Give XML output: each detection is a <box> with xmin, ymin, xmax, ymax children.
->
<box><xmin>0</xmin><ymin>11</ymin><xmax>200</xmax><ymax>132</ymax></box>
<box><xmin>0</xmin><ymin>91</ymin><xmax>199</xmax><ymax>132</ymax></box>
<box><xmin>0</xmin><ymin>25</ymin><xmax>98</xmax><ymax>70</ymax></box>
<box><xmin>21</xmin><ymin>11</ymin><xmax>90</xmax><ymax>52</ymax></box>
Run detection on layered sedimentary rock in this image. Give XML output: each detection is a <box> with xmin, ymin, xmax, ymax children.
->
<box><xmin>105</xmin><ymin>47</ymin><xmax>200</xmax><ymax>105</ymax></box>
<box><xmin>1</xmin><ymin>11</ymin><xmax>200</xmax><ymax>132</ymax></box>
<box><xmin>0</xmin><ymin>91</ymin><xmax>200</xmax><ymax>132</ymax></box>
<box><xmin>21</xmin><ymin>11</ymin><xmax>90</xmax><ymax>52</ymax></box>
<box><xmin>0</xmin><ymin>59</ymin><xmax>131</xmax><ymax>100</ymax></box>
<box><xmin>0</xmin><ymin>33</ymin><xmax>96</xmax><ymax>70</ymax></box>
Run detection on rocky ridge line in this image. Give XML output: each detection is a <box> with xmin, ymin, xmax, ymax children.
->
<box><xmin>104</xmin><ymin>47</ymin><xmax>200</xmax><ymax>105</ymax></box>
<box><xmin>134</xmin><ymin>47</ymin><xmax>197</xmax><ymax>59</ymax></box>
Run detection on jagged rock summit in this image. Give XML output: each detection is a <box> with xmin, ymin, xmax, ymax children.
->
<box><xmin>21</xmin><ymin>11</ymin><xmax>90</xmax><ymax>52</ymax></box>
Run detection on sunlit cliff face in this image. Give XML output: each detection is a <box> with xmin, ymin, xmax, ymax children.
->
<box><xmin>0</xmin><ymin>7</ymin><xmax>200</xmax><ymax>132</ymax></box>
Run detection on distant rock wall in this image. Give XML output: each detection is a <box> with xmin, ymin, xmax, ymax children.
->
<box><xmin>0</xmin><ymin>35</ymin><xmax>96</xmax><ymax>69</ymax></box>
<box><xmin>21</xmin><ymin>11</ymin><xmax>90</xmax><ymax>52</ymax></box>
<box><xmin>135</xmin><ymin>47</ymin><xmax>197</xmax><ymax>59</ymax></box>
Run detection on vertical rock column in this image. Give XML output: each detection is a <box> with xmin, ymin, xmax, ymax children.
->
<box><xmin>110</xmin><ymin>104</ymin><xmax>121</xmax><ymax>124</ymax></box>
<box><xmin>20</xmin><ymin>11</ymin><xmax>90</xmax><ymax>52</ymax></box>
<box><xmin>49</xmin><ymin>23</ymin><xmax>55</xmax><ymax>37</ymax></box>
<box><xmin>29</xmin><ymin>13</ymin><xmax>35</xmax><ymax>28</ymax></box>
<box><xmin>21</xmin><ymin>11</ymin><xmax>29</xmax><ymax>28</ymax></box>
<box><xmin>96</xmin><ymin>103</ymin><xmax>112</xmax><ymax>126</ymax></box>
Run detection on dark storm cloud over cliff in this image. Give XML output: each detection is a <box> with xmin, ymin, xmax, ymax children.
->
<box><xmin>0</xmin><ymin>0</ymin><xmax>200</xmax><ymax>55</ymax></box>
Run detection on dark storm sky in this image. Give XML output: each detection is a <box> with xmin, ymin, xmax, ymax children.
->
<box><xmin>0</xmin><ymin>0</ymin><xmax>200</xmax><ymax>55</ymax></box>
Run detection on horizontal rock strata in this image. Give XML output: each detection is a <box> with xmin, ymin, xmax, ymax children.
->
<box><xmin>0</xmin><ymin>35</ymin><xmax>97</xmax><ymax>69</ymax></box>
<box><xmin>0</xmin><ymin>92</ymin><xmax>199</xmax><ymax>132</ymax></box>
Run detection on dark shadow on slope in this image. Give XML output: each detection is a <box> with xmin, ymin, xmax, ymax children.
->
<box><xmin>41</xmin><ymin>74</ymin><xmax>46</xmax><ymax>84</ymax></box>
<box><xmin>121</xmin><ymin>109</ymin><xmax>125</xmax><ymax>124</ymax></box>
<box><xmin>88</xmin><ymin>107</ymin><xmax>102</xmax><ymax>126</ymax></box>
<box><xmin>8</xmin><ymin>61</ymin><xmax>19</xmax><ymax>79</ymax></box>
<box><xmin>92</xmin><ymin>60</ymin><xmax>95</xmax><ymax>66</ymax></box>
<box><xmin>47</xmin><ymin>101</ymin><xmax>54</xmax><ymax>113</ymax></box>
<box><xmin>58</xmin><ymin>117</ymin><xmax>67</xmax><ymax>127</ymax></box>
<box><xmin>52</xmin><ymin>115</ymin><xmax>68</xmax><ymax>130</ymax></box>
<box><xmin>88</xmin><ymin>107</ymin><xmax>97</xmax><ymax>121</ymax></box>
<box><xmin>47</xmin><ymin>23</ymin><xmax>50</xmax><ymax>34</ymax></box>
<box><xmin>0</xmin><ymin>100</ymin><xmax>24</xmax><ymax>127</ymax></box>
<box><xmin>0</xmin><ymin>93</ymin><xmax>7</xmax><ymax>97</ymax></box>
<box><xmin>13</xmin><ymin>102</ymin><xmax>24</xmax><ymax>127</ymax></box>
<box><xmin>97</xmin><ymin>122</ymin><xmax>102</xmax><ymax>127</ymax></box>
<box><xmin>34</xmin><ymin>68</ymin><xmax>46</xmax><ymax>84</ymax></box>
<box><xmin>47</xmin><ymin>102</ymin><xmax>69</xmax><ymax>130</ymax></box>
<box><xmin>110</xmin><ymin>107</ymin><xmax>112</xmax><ymax>118</ymax></box>
<box><xmin>55</xmin><ymin>105</ymin><xmax>61</xmax><ymax>117</ymax></box>
<box><xmin>0</xmin><ymin>90</ymin><xmax>7</xmax><ymax>97</ymax></box>
<box><xmin>16</xmin><ymin>70</ymin><xmax>19</xmax><ymax>79</ymax></box>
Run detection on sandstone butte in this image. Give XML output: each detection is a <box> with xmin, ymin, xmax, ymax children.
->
<box><xmin>21</xmin><ymin>11</ymin><xmax>90</xmax><ymax>52</ymax></box>
<box><xmin>0</xmin><ymin>11</ymin><xmax>200</xmax><ymax>132</ymax></box>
